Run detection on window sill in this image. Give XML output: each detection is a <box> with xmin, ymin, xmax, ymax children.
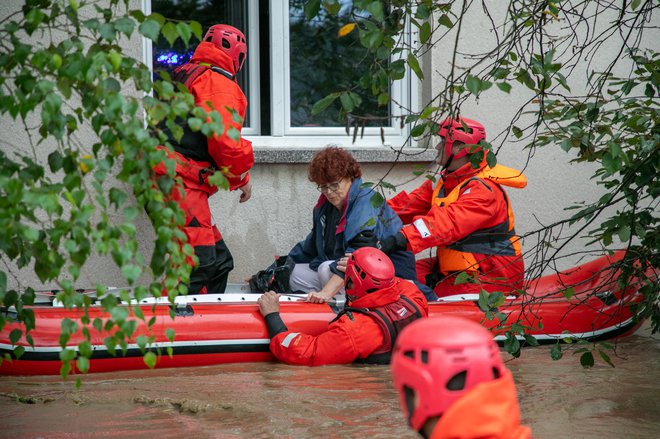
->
<box><xmin>253</xmin><ymin>146</ymin><xmax>437</xmax><ymax>164</ymax></box>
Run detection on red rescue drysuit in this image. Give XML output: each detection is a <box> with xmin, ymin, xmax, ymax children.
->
<box><xmin>388</xmin><ymin>160</ymin><xmax>526</xmax><ymax>297</ymax></box>
<box><xmin>268</xmin><ymin>279</ymin><xmax>429</xmax><ymax>366</ymax></box>
<box><xmin>155</xmin><ymin>41</ymin><xmax>254</xmax><ymax>294</ymax></box>
<box><xmin>429</xmin><ymin>369</ymin><xmax>532</xmax><ymax>439</ymax></box>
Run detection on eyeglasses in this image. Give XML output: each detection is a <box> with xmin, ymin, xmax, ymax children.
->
<box><xmin>317</xmin><ymin>181</ymin><xmax>342</xmax><ymax>193</ymax></box>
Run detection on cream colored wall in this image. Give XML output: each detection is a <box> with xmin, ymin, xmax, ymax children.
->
<box><xmin>2</xmin><ymin>1</ymin><xmax>657</xmax><ymax>290</ymax></box>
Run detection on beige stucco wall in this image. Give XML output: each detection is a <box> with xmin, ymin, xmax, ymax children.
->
<box><xmin>1</xmin><ymin>1</ymin><xmax>657</xmax><ymax>291</ymax></box>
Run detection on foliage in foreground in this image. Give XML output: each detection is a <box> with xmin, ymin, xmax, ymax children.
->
<box><xmin>0</xmin><ymin>0</ymin><xmax>232</xmax><ymax>377</ymax></box>
<box><xmin>305</xmin><ymin>0</ymin><xmax>659</xmax><ymax>365</ymax></box>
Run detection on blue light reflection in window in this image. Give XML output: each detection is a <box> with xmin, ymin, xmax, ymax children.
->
<box><xmin>155</xmin><ymin>50</ymin><xmax>194</xmax><ymax>69</ymax></box>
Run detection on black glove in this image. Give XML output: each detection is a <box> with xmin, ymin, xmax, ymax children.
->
<box><xmin>349</xmin><ymin>230</ymin><xmax>378</xmax><ymax>249</ymax></box>
<box><xmin>377</xmin><ymin>232</ymin><xmax>408</xmax><ymax>254</ymax></box>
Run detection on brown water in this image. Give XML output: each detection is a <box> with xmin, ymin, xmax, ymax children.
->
<box><xmin>1</xmin><ymin>324</ymin><xmax>659</xmax><ymax>439</ymax></box>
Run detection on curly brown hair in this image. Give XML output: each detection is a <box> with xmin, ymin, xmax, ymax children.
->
<box><xmin>308</xmin><ymin>146</ymin><xmax>362</xmax><ymax>184</ymax></box>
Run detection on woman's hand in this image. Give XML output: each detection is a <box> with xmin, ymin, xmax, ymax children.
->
<box><xmin>257</xmin><ymin>291</ymin><xmax>281</xmax><ymax>316</ymax></box>
<box><xmin>306</xmin><ymin>290</ymin><xmax>334</xmax><ymax>303</ymax></box>
<box><xmin>336</xmin><ymin>254</ymin><xmax>350</xmax><ymax>273</ymax></box>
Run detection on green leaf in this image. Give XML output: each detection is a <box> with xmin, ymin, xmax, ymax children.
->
<box><xmin>324</xmin><ymin>1</ymin><xmax>341</xmax><ymax>15</ymax></box>
<box><xmin>99</xmin><ymin>22</ymin><xmax>115</xmax><ymax>41</ymax></box>
<box><xmin>361</xmin><ymin>26</ymin><xmax>385</xmax><ymax>50</ymax></box>
<box><xmin>523</xmin><ymin>334</ymin><xmax>540</xmax><ymax>347</ymax></box>
<box><xmin>503</xmin><ymin>333</ymin><xmax>521</xmax><ymax>357</ymax></box>
<box><xmin>76</xmin><ymin>356</ymin><xmax>90</xmax><ymax>373</ymax></box>
<box><xmin>438</xmin><ymin>14</ymin><xmax>453</xmax><ymax>28</ymax></box>
<box><xmin>136</xmin><ymin>335</ymin><xmax>148</xmax><ymax>351</ymax></box>
<box><xmin>580</xmin><ymin>351</ymin><xmax>594</xmax><ymax>368</ymax></box>
<box><xmin>486</xmin><ymin>150</ymin><xmax>497</xmax><ymax>168</ymax></box>
<box><xmin>188</xmin><ymin>117</ymin><xmax>202</xmax><ymax>132</ymax></box>
<box><xmin>644</xmin><ymin>83</ymin><xmax>655</xmax><ymax>98</ymax></box>
<box><xmin>497</xmin><ymin>82</ymin><xmax>512</xmax><ymax>93</ymax></box>
<box><xmin>407</xmin><ymin>53</ymin><xmax>423</xmax><ymax>80</ymax></box>
<box><xmin>121</xmin><ymin>264</ymin><xmax>141</xmax><ymax>285</ymax></box>
<box><xmin>139</xmin><ymin>19</ymin><xmax>161</xmax><ymax>41</ymax></box>
<box><xmin>59</xmin><ymin>348</ymin><xmax>76</xmax><ymax>362</ymax></box>
<box><xmin>108</xmin><ymin>50</ymin><xmax>122</xmax><ymax>71</ymax></box>
<box><xmin>617</xmin><ymin>225</ymin><xmax>631</xmax><ymax>243</ymax></box>
<box><xmin>550</xmin><ymin>343</ymin><xmax>563</xmax><ymax>360</ymax></box>
<box><xmin>419</xmin><ymin>21</ymin><xmax>431</xmax><ymax>44</ymax></box>
<box><xmin>207</xmin><ymin>171</ymin><xmax>229</xmax><ymax>191</ymax></box>
<box><xmin>176</xmin><ymin>22</ymin><xmax>192</xmax><ymax>46</ymax></box>
<box><xmin>598</xmin><ymin>349</ymin><xmax>615</xmax><ymax>367</ymax></box>
<box><xmin>454</xmin><ymin>271</ymin><xmax>472</xmax><ymax>286</ymax></box>
<box><xmin>369</xmin><ymin>191</ymin><xmax>384</xmax><ymax>208</ymax></box>
<box><xmin>114</xmin><ymin>17</ymin><xmax>135</xmax><ymax>37</ymax></box>
<box><xmin>340</xmin><ymin>92</ymin><xmax>355</xmax><ymax>113</ymax></box>
<box><xmin>304</xmin><ymin>0</ymin><xmax>321</xmax><ymax>20</ymax></box>
<box><xmin>410</xmin><ymin>122</ymin><xmax>426</xmax><ymax>138</ymax></box>
<box><xmin>495</xmin><ymin>312</ymin><xmax>508</xmax><ymax>323</ymax></box>
<box><xmin>367</xmin><ymin>2</ymin><xmax>385</xmax><ymax>21</ymax></box>
<box><xmin>311</xmin><ymin>93</ymin><xmax>339</xmax><ymax>115</ymax></box>
<box><xmin>227</xmin><ymin>127</ymin><xmax>240</xmax><ymax>142</ymax></box>
<box><xmin>161</xmin><ymin>22</ymin><xmax>178</xmax><ymax>47</ymax></box>
<box><xmin>477</xmin><ymin>289</ymin><xmax>489</xmax><ymax>311</ymax></box>
<box><xmin>144</xmin><ymin>351</ymin><xmax>157</xmax><ymax>369</ymax></box>
<box><xmin>415</xmin><ymin>5</ymin><xmax>431</xmax><ymax>20</ymax></box>
<box><xmin>418</xmin><ymin>106</ymin><xmax>438</xmax><ymax>120</ymax></box>
<box><xmin>512</xmin><ymin>125</ymin><xmax>523</xmax><ymax>139</ymax></box>
<box><xmin>13</xmin><ymin>346</ymin><xmax>25</xmax><ymax>360</ymax></box>
<box><xmin>190</xmin><ymin>21</ymin><xmax>203</xmax><ymax>40</ymax></box>
<box><xmin>47</xmin><ymin>151</ymin><xmax>64</xmax><ymax>172</ymax></box>
<box><xmin>466</xmin><ymin>75</ymin><xmax>481</xmax><ymax>95</ymax></box>
<box><xmin>9</xmin><ymin>329</ymin><xmax>22</xmax><ymax>344</ymax></box>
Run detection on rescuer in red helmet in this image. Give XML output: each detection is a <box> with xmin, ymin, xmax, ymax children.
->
<box><xmin>154</xmin><ymin>24</ymin><xmax>254</xmax><ymax>294</ymax></box>
<box><xmin>257</xmin><ymin>247</ymin><xmax>429</xmax><ymax>366</ymax></box>
<box><xmin>379</xmin><ymin>116</ymin><xmax>527</xmax><ymax>297</ymax></box>
<box><xmin>391</xmin><ymin>316</ymin><xmax>532</xmax><ymax>439</ymax></box>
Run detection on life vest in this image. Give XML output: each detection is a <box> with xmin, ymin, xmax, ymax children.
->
<box><xmin>160</xmin><ymin>62</ymin><xmax>235</xmax><ymax>169</ymax></box>
<box><xmin>336</xmin><ymin>295</ymin><xmax>424</xmax><ymax>364</ymax></box>
<box><xmin>432</xmin><ymin>165</ymin><xmax>526</xmax><ymax>274</ymax></box>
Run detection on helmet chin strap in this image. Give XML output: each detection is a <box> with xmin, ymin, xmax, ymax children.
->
<box><xmin>441</xmin><ymin>153</ymin><xmax>455</xmax><ymax>172</ymax></box>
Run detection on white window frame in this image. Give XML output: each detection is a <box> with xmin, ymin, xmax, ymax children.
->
<box><xmin>144</xmin><ymin>0</ymin><xmax>417</xmax><ymax>148</ymax></box>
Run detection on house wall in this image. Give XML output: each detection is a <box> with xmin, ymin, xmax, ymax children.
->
<box><xmin>1</xmin><ymin>1</ymin><xmax>657</xmax><ymax>291</ymax></box>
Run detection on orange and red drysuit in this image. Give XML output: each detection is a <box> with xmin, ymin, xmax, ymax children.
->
<box><xmin>264</xmin><ymin>279</ymin><xmax>429</xmax><ymax>366</ymax></box>
<box><xmin>155</xmin><ymin>41</ymin><xmax>254</xmax><ymax>294</ymax></box>
<box><xmin>429</xmin><ymin>369</ymin><xmax>532</xmax><ymax>439</ymax></box>
<box><xmin>388</xmin><ymin>160</ymin><xmax>526</xmax><ymax>297</ymax></box>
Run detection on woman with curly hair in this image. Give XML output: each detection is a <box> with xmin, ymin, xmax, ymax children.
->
<box><xmin>282</xmin><ymin>146</ymin><xmax>435</xmax><ymax>303</ymax></box>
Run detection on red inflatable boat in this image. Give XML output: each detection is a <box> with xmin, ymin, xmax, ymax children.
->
<box><xmin>0</xmin><ymin>251</ymin><xmax>653</xmax><ymax>376</ymax></box>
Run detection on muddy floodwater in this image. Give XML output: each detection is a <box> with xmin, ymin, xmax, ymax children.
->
<box><xmin>1</xmin><ymin>324</ymin><xmax>659</xmax><ymax>439</ymax></box>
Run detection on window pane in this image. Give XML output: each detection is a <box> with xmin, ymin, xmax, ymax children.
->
<box><xmin>288</xmin><ymin>1</ymin><xmax>390</xmax><ymax>128</ymax></box>
<box><xmin>152</xmin><ymin>0</ymin><xmax>250</xmax><ymax>123</ymax></box>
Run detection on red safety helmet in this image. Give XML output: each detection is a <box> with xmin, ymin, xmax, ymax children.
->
<box><xmin>390</xmin><ymin>316</ymin><xmax>505</xmax><ymax>431</ymax></box>
<box><xmin>344</xmin><ymin>247</ymin><xmax>395</xmax><ymax>301</ymax></box>
<box><xmin>437</xmin><ymin>117</ymin><xmax>486</xmax><ymax>160</ymax></box>
<box><xmin>204</xmin><ymin>24</ymin><xmax>247</xmax><ymax>73</ymax></box>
